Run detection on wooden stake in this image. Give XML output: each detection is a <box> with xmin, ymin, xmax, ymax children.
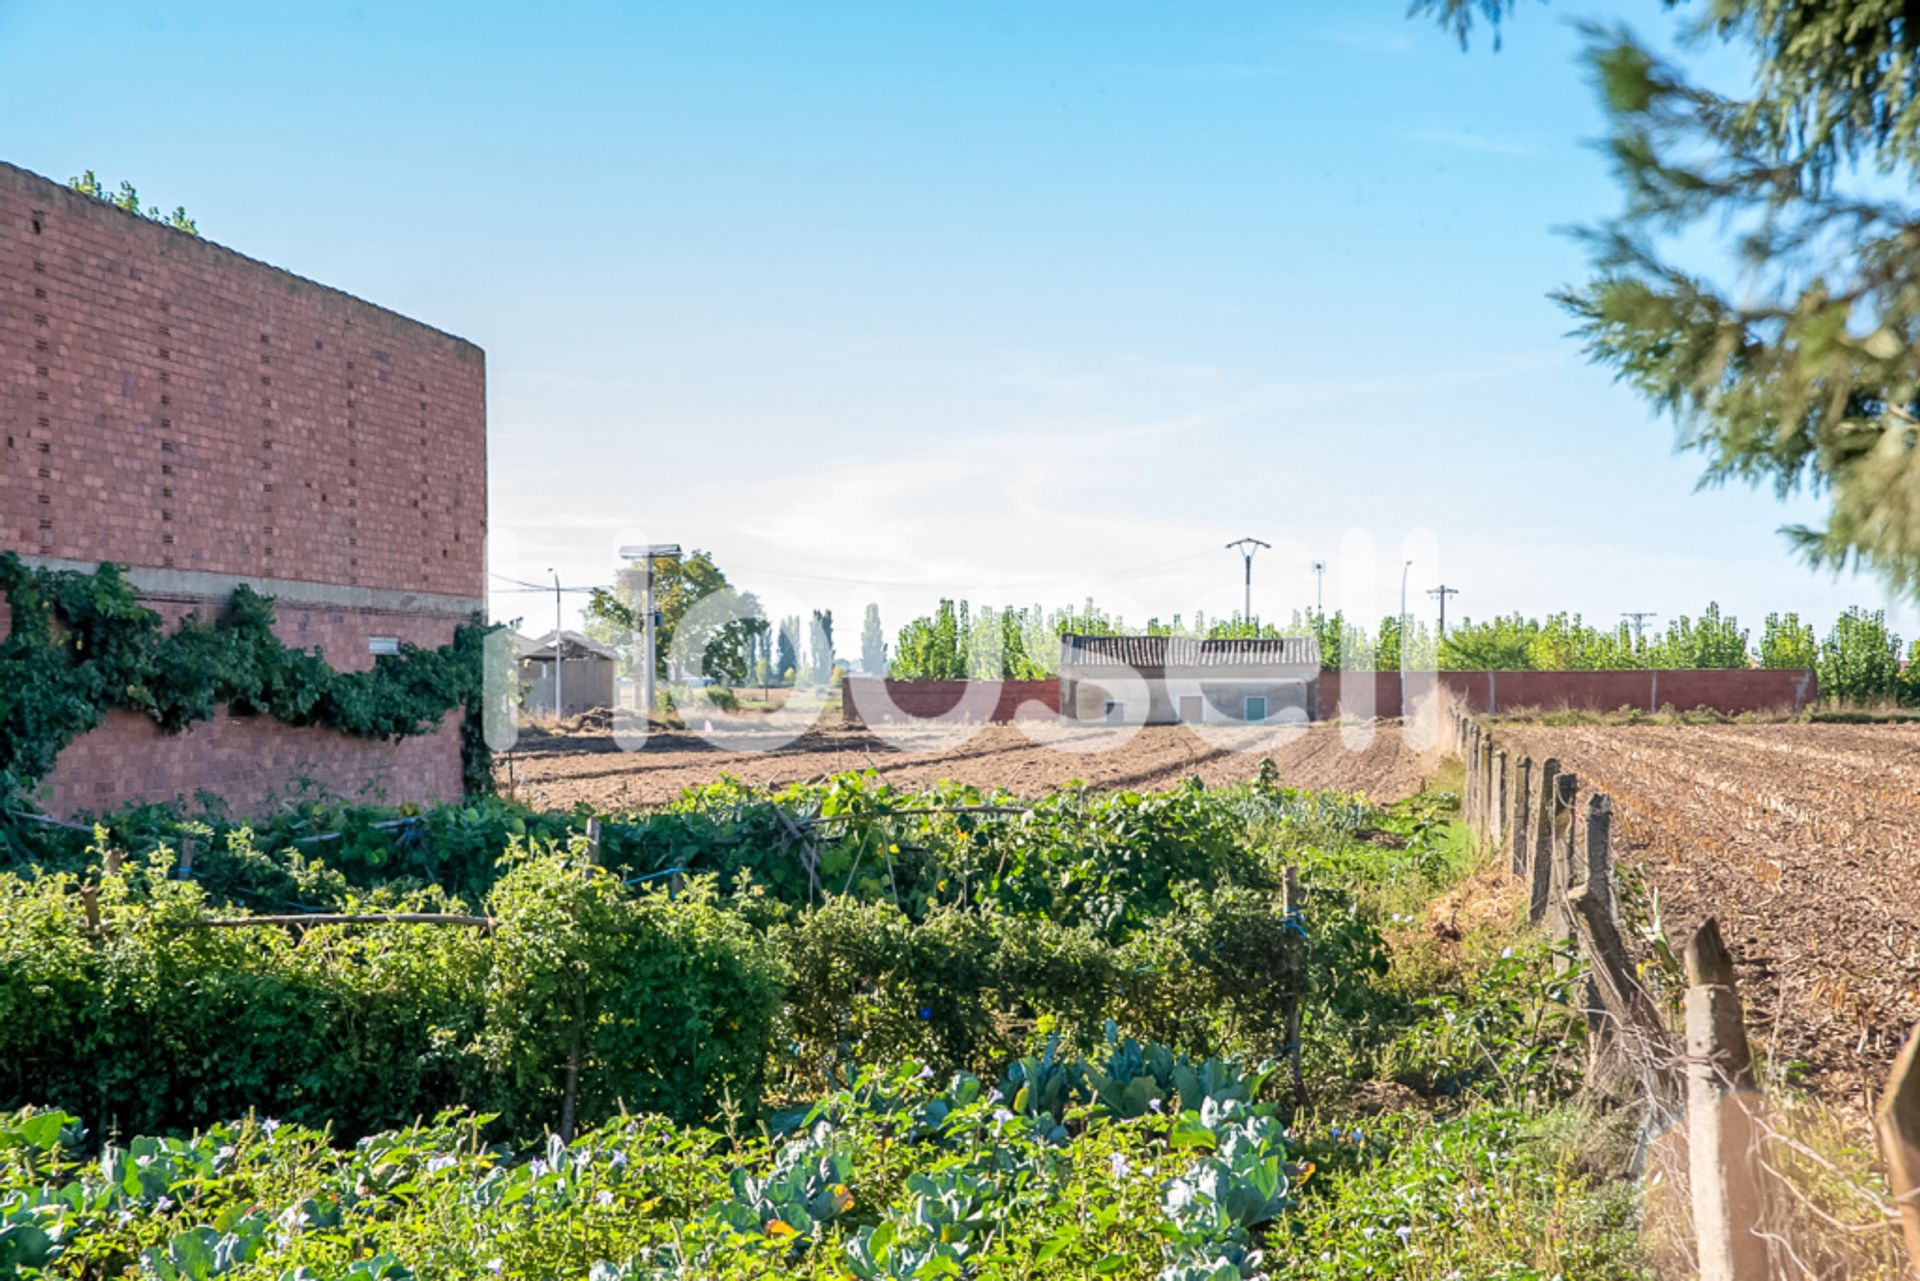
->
<box><xmin>1283</xmin><ymin>865</ymin><xmax>1306</xmax><ymax>1111</ymax></box>
<box><xmin>1510</xmin><ymin>757</ymin><xmax>1533</xmax><ymax>879</ymax></box>
<box><xmin>1876</xmin><ymin>1024</ymin><xmax>1920</xmax><ymax>1277</ymax></box>
<box><xmin>1529</xmin><ymin>758</ymin><xmax>1560</xmax><ymax>925</ymax></box>
<box><xmin>1683</xmin><ymin>919</ymin><xmax>1766</xmax><ymax>1281</ymax></box>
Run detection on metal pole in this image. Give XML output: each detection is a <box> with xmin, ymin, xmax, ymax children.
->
<box><xmin>1428</xmin><ymin>584</ymin><xmax>1459</xmax><ymax>635</ymax></box>
<box><xmin>642</xmin><ymin>565</ymin><xmax>656</xmax><ymax>724</ymax></box>
<box><xmin>1225</xmin><ymin>537</ymin><xmax>1270</xmax><ymax>633</ymax></box>
<box><xmin>1399</xmin><ymin>559</ymin><xmax>1412</xmax><ymax>716</ymax></box>
<box><xmin>1312</xmin><ymin>560</ymin><xmax>1325</xmax><ymax>617</ymax></box>
<box><xmin>551</xmin><ymin>569</ymin><xmax>563</xmax><ymax>720</ymax></box>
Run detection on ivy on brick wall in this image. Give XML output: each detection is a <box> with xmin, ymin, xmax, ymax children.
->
<box><xmin>0</xmin><ymin>551</ymin><xmax>498</xmax><ymax>802</ymax></box>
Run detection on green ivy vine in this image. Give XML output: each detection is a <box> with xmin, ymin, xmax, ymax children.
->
<box><xmin>0</xmin><ymin>551</ymin><xmax>498</xmax><ymax>802</ymax></box>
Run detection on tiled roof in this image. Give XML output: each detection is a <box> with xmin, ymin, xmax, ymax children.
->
<box><xmin>516</xmin><ymin>630</ymin><xmax>619</xmax><ymax>662</ymax></box>
<box><xmin>1061</xmin><ymin>633</ymin><xmax>1319</xmax><ymax>669</ymax></box>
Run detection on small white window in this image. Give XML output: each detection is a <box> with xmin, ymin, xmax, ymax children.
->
<box><xmin>1244</xmin><ymin>695</ymin><xmax>1268</xmax><ymax>723</ymax></box>
<box><xmin>1103</xmin><ymin>699</ymin><xmax>1125</xmax><ymax>725</ymax></box>
<box><xmin>369</xmin><ymin>636</ymin><xmax>401</xmax><ymax>656</ymax></box>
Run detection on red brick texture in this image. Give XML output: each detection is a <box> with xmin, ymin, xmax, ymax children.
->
<box><xmin>842</xmin><ymin>678</ymin><xmax>1061</xmax><ymax>724</ymax></box>
<box><xmin>1315</xmin><ymin>669</ymin><xmax>1816</xmax><ymax>719</ymax></box>
<box><xmin>853</xmin><ymin>669</ymin><xmax>1817</xmax><ymax>727</ymax></box>
<box><xmin>0</xmin><ymin>162</ymin><xmax>485</xmax><ymax>817</ymax></box>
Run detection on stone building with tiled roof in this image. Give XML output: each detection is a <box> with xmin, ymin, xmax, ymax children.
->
<box><xmin>1058</xmin><ymin>633</ymin><xmax>1320</xmax><ymax>725</ymax></box>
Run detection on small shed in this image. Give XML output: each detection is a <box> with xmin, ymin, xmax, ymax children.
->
<box><xmin>1059</xmin><ymin>633</ymin><xmax>1320</xmax><ymax>725</ymax></box>
<box><xmin>516</xmin><ymin>631</ymin><xmax>618</xmax><ymax>719</ymax></box>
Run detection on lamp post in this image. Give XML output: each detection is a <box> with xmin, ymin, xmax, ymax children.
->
<box><xmin>1398</xmin><ymin>559</ymin><xmax>1413</xmax><ymax>718</ymax></box>
<box><xmin>617</xmin><ymin>544</ymin><xmax>683</xmax><ymax>722</ymax></box>
<box><xmin>549</xmin><ymin>568</ymin><xmax>563</xmax><ymax>721</ymax></box>
<box><xmin>1311</xmin><ymin>560</ymin><xmax>1325</xmax><ymax>618</ymax></box>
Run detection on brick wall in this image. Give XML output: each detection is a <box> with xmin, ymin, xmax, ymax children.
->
<box><xmin>842</xmin><ymin>678</ymin><xmax>1061</xmax><ymax>724</ymax></box>
<box><xmin>0</xmin><ymin>162</ymin><xmax>485</xmax><ymax>817</ymax></box>
<box><xmin>847</xmin><ymin>670</ymin><xmax>1817</xmax><ymax>727</ymax></box>
<box><xmin>1316</xmin><ymin>669</ymin><xmax>1816</xmax><ymax>719</ymax></box>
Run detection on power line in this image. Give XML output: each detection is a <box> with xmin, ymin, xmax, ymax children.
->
<box><xmin>1428</xmin><ymin>584</ymin><xmax>1460</xmax><ymax>635</ymax></box>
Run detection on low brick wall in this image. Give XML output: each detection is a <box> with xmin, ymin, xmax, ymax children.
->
<box><xmin>1317</xmin><ymin>669</ymin><xmax>1816</xmax><ymax>720</ymax></box>
<box><xmin>842</xmin><ymin>678</ymin><xmax>1060</xmax><ymax>724</ymax></box>
<box><xmin>3</xmin><ymin>594</ymin><xmax>468</xmax><ymax>819</ymax></box>
<box><xmin>840</xmin><ymin>669</ymin><xmax>1817</xmax><ymax>728</ymax></box>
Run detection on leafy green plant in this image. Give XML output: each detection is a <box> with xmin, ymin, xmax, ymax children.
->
<box><xmin>0</xmin><ymin>552</ymin><xmax>498</xmax><ymax>808</ymax></box>
<box><xmin>1819</xmin><ymin>606</ymin><xmax>1904</xmax><ymax>704</ymax></box>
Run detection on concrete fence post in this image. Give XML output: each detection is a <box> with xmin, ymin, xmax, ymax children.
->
<box><xmin>1684</xmin><ymin>919</ymin><xmax>1767</xmax><ymax>1281</ymax></box>
<box><xmin>1460</xmin><ymin>722</ymin><xmax>1474</xmax><ymax>826</ymax></box>
<box><xmin>1875</xmin><ymin>1024</ymin><xmax>1920</xmax><ymax>1276</ymax></box>
<box><xmin>1548</xmin><ymin>770</ymin><xmax>1578</xmax><ymax>954</ymax></box>
<box><xmin>1470</xmin><ymin>728</ymin><xmax>1487</xmax><ymax>839</ymax></box>
<box><xmin>1510</xmin><ymin>756</ymin><xmax>1533</xmax><ymax>879</ymax></box>
<box><xmin>1529</xmin><ymin>758</ymin><xmax>1560</xmax><ymax>925</ymax></box>
<box><xmin>1284</xmin><ymin>865</ymin><xmax>1307</xmax><ymax>1110</ymax></box>
<box><xmin>1489</xmin><ymin>747</ymin><xmax>1507</xmax><ymax>850</ymax></box>
<box><xmin>1564</xmin><ymin>792</ymin><xmax>1681</xmax><ymax>1109</ymax></box>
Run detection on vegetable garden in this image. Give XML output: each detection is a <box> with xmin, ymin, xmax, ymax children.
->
<box><xmin>0</xmin><ymin>771</ymin><xmax>1641</xmax><ymax>1279</ymax></box>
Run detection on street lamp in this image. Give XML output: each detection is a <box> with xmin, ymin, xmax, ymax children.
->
<box><xmin>617</xmin><ymin>543</ymin><xmax>683</xmax><ymax>721</ymax></box>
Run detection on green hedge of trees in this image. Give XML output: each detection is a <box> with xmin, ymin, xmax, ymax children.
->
<box><xmin>882</xmin><ymin>598</ymin><xmax>1919</xmax><ymax>702</ymax></box>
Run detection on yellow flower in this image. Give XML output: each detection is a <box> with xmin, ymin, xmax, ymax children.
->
<box><xmin>832</xmin><ymin>1183</ymin><xmax>855</xmax><ymax>1212</ymax></box>
<box><xmin>767</xmin><ymin>1220</ymin><xmax>799</xmax><ymax>1240</ymax></box>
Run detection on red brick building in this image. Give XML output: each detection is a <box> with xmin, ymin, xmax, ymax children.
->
<box><xmin>0</xmin><ymin>161</ymin><xmax>486</xmax><ymax>816</ymax></box>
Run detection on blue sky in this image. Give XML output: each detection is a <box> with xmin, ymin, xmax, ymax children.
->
<box><xmin>6</xmin><ymin>0</ymin><xmax>1915</xmax><ymax>650</ymax></box>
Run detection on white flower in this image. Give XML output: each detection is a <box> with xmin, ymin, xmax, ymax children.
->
<box><xmin>1396</xmin><ymin>1225</ymin><xmax>1413</xmax><ymax>1245</ymax></box>
<box><xmin>596</xmin><ymin>1190</ymin><xmax>615</xmax><ymax>1207</ymax></box>
<box><xmin>1109</xmin><ymin>1152</ymin><xmax>1131</xmax><ymax>1178</ymax></box>
<box><xmin>488</xmin><ymin>1259</ymin><xmax>504</xmax><ymax>1274</ymax></box>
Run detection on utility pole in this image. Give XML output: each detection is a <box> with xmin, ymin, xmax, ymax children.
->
<box><xmin>1225</xmin><ymin>537</ymin><xmax>1271</xmax><ymax>632</ymax></box>
<box><xmin>618</xmin><ymin>544</ymin><xmax>682</xmax><ymax>723</ymax></box>
<box><xmin>1622</xmin><ymin>611</ymin><xmax>1659</xmax><ymax>645</ymax></box>
<box><xmin>546</xmin><ymin>570</ymin><xmax>566</xmax><ymax>720</ymax></box>
<box><xmin>1311</xmin><ymin>560</ymin><xmax>1325</xmax><ymax>618</ymax></box>
<box><xmin>1428</xmin><ymin>584</ymin><xmax>1459</xmax><ymax>635</ymax></box>
<box><xmin>1399</xmin><ymin>559</ymin><xmax>1413</xmax><ymax>714</ymax></box>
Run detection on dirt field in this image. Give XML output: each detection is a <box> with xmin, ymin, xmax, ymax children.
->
<box><xmin>498</xmin><ymin>718</ymin><xmax>1432</xmax><ymax>811</ymax></box>
<box><xmin>1504</xmin><ymin>722</ymin><xmax>1920</xmax><ymax>1105</ymax></box>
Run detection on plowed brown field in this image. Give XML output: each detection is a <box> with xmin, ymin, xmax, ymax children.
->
<box><xmin>1504</xmin><ymin>722</ymin><xmax>1920</xmax><ymax>1104</ymax></box>
<box><xmin>498</xmin><ymin>720</ymin><xmax>1430</xmax><ymax>811</ymax></box>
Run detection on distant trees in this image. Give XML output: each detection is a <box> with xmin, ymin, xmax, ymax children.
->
<box><xmin>1759</xmin><ymin>614</ymin><xmax>1818</xmax><ymax>671</ymax></box>
<box><xmin>879</xmin><ymin>596</ymin><xmax>1913</xmax><ymax>702</ymax></box>
<box><xmin>807</xmin><ymin>610</ymin><xmax>835</xmax><ymax>685</ymax></box>
<box><xmin>1439</xmin><ymin>605</ymin><xmax>1753</xmax><ymax>672</ymax></box>
<box><xmin>582</xmin><ymin>550</ymin><xmax>763</xmax><ymax>685</ymax></box>
<box><xmin>859</xmin><ymin>605</ymin><xmax>888</xmax><ymax>675</ymax></box>
<box><xmin>68</xmin><ymin>171</ymin><xmax>198</xmax><ymax>236</ymax></box>
<box><xmin>1818</xmin><ymin>608</ymin><xmax>1905</xmax><ymax>704</ymax></box>
<box><xmin>776</xmin><ymin>617</ymin><xmax>800</xmax><ymax>686</ymax></box>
